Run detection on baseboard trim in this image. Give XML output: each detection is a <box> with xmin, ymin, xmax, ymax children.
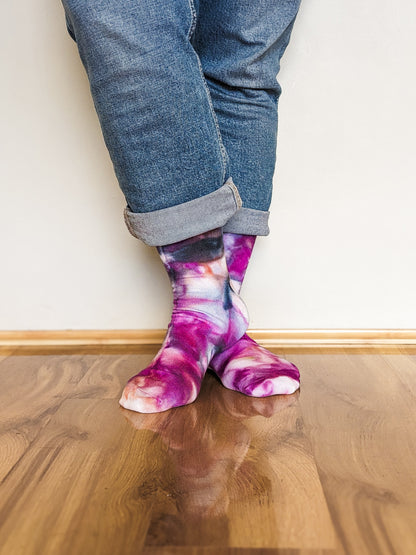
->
<box><xmin>1</xmin><ymin>329</ymin><xmax>416</xmax><ymax>349</ymax></box>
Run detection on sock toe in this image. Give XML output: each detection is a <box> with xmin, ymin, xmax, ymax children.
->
<box><xmin>211</xmin><ymin>335</ymin><xmax>301</xmax><ymax>398</ymax></box>
<box><xmin>248</xmin><ymin>375</ymin><xmax>300</xmax><ymax>397</ymax></box>
<box><xmin>119</xmin><ymin>365</ymin><xmax>200</xmax><ymax>414</ymax></box>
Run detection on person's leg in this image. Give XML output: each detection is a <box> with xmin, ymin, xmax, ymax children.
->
<box><xmin>61</xmin><ymin>1</ymin><xmax>250</xmax><ymax>412</ymax></box>
<box><xmin>61</xmin><ymin>0</ymin><xmax>242</xmax><ymax>246</ymax></box>
<box><xmin>192</xmin><ymin>0</ymin><xmax>302</xmax><ymax>395</ymax></box>
<box><xmin>192</xmin><ymin>0</ymin><xmax>301</xmax><ymax>234</ymax></box>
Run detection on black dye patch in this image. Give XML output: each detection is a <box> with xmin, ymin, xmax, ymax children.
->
<box><xmin>166</xmin><ymin>235</ymin><xmax>224</xmax><ymax>263</ymax></box>
<box><xmin>223</xmin><ymin>281</ymin><xmax>233</xmax><ymax>310</ymax></box>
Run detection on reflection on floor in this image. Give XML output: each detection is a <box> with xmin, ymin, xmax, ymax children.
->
<box><xmin>0</xmin><ymin>346</ymin><xmax>415</xmax><ymax>554</ymax></box>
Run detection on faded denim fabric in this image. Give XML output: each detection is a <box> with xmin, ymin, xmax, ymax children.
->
<box><xmin>62</xmin><ymin>0</ymin><xmax>301</xmax><ymax>245</ymax></box>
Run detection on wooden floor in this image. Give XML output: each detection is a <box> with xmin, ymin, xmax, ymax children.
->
<box><xmin>0</xmin><ymin>345</ymin><xmax>415</xmax><ymax>555</ymax></box>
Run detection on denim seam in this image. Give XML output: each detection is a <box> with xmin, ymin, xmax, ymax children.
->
<box><xmin>196</xmin><ymin>59</ymin><xmax>228</xmax><ymax>184</ymax></box>
<box><xmin>187</xmin><ymin>0</ymin><xmax>228</xmax><ymax>184</ymax></box>
<box><xmin>227</xmin><ymin>180</ymin><xmax>242</xmax><ymax>209</ymax></box>
<box><xmin>187</xmin><ymin>0</ymin><xmax>197</xmax><ymax>40</ymax></box>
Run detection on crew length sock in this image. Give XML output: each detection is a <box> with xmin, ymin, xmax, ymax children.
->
<box><xmin>209</xmin><ymin>233</ymin><xmax>300</xmax><ymax>397</ymax></box>
<box><xmin>119</xmin><ymin>228</ymin><xmax>249</xmax><ymax>413</ymax></box>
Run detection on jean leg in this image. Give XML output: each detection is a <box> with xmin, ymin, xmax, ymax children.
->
<box><xmin>61</xmin><ymin>0</ymin><xmax>242</xmax><ymax>245</ymax></box>
<box><xmin>192</xmin><ymin>0</ymin><xmax>301</xmax><ymax>235</ymax></box>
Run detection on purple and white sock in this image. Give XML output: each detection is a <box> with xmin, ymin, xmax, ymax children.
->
<box><xmin>119</xmin><ymin>228</ymin><xmax>249</xmax><ymax>413</ymax></box>
<box><xmin>209</xmin><ymin>232</ymin><xmax>300</xmax><ymax>397</ymax></box>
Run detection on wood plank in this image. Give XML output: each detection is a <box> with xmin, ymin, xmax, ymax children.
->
<box><xmin>0</xmin><ymin>398</ymin><xmax>156</xmax><ymax>555</ymax></box>
<box><xmin>225</xmin><ymin>404</ymin><xmax>336</xmax><ymax>550</ymax></box>
<box><xmin>73</xmin><ymin>353</ymin><xmax>156</xmax><ymax>399</ymax></box>
<box><xmin>3</xmin><ymin>347</ymin><xmax>415</xmax><ymax>553</ymax></box>
<box><xmin>0</xmin><ymin>355</ymin><xmax>90</xmax><ymax>483</ymax></box>
<box><xmin>0</xmin><ymin>371</ymin><xmax>336</xmax><ymax>554</ymax></box>
<box><xmin>294</xmin><ymin>347</ymin><xmax>416</xmax><ymax>555</ymax></box>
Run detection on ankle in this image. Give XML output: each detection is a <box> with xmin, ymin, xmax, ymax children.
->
<box><xmin>171</xmin><ymin>282</ymin><xmax>248</xmax><ymax>338</ymax></box>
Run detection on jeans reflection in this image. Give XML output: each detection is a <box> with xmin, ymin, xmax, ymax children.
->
<box><xmin>122</xmin><ymin>373</ymin><xmax>299</xmax><ymax>545</ymax></box>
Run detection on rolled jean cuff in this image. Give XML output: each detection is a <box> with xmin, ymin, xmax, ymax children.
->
<box><xmin>123</xmin><ymin>178</ymin><xmax>242</xmax><ymax>246</ymax></box>
<box><xmin>222</xmin><ymin>207</ymin><xmax>270</xmax><ymax>236</ymax></box>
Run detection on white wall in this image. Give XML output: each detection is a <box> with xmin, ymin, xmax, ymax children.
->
<box><xmin>1</xmin><ymin>0</ymin><xmax>415</xmax><ymax>330</ymax></box>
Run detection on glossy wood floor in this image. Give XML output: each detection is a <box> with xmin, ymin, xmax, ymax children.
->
<box><xmin>1</xmin><ymin>345</ymin><xmax>415</xmax><ymax>555</ymax></box>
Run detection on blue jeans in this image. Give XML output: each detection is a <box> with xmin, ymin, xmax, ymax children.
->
<box><xmin>61</xmin><ymin>0</ymin><xmax>301</xmax><ymax>245</ymax></box>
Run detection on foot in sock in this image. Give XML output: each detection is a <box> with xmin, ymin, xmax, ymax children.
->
<box><xmin>119</xmin><ymin>228</ymin><xmax>249</xmax><ymax>413</ymax></box>
<box><xmin>209</xmin><ymin>232</ymin><xmax>300</xmax><ymax>397</ymax></box>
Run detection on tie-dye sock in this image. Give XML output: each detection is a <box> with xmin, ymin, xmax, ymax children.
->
<box><xmin>119</xmin><ymin>228</ymin><xmax>249</xmax><ymax>413</ymax></box>
<box><xmin>209</xmin><ymin>233</ymin><xmax>300</xmax><ymax>397</ymax></box>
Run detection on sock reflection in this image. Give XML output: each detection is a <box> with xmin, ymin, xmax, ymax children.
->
<box><xmin>122</xmin><ymin>373</ymin><xmax>299</xmax><ymax>546</ymax></box>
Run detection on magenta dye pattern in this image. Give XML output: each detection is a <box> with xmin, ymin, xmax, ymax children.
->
<box><xmin>119</xmin><ymin>228</ymin><xmax>249</xmax><ymax>413</ymax></box>
<box><xmin>209</xmin><ymin>233</ymin><xmax>300</xmax><ymax>397</ymax></box>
